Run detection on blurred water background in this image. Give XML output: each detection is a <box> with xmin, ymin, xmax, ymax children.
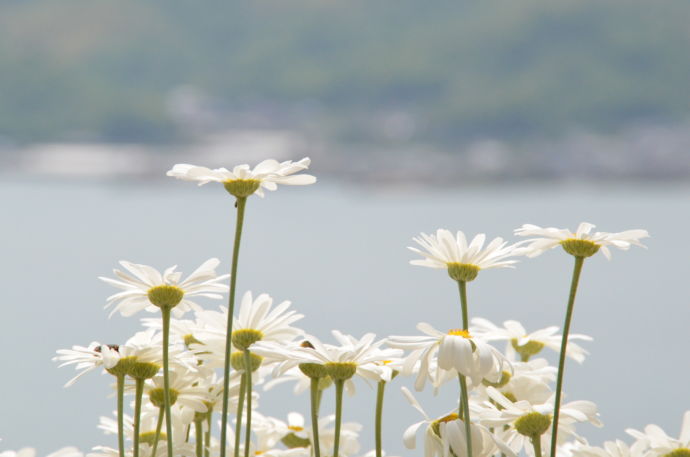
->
<box><xmin>1</xmin><ymin>0</ymin><xmax>689</xmax><ymax>455</ymax></box>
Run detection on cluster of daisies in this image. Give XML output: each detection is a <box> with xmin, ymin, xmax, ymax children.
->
<box><xmin>4</xmin><ymin>157</ymin><xmax>682</xmax><ymax>457</ymax></box>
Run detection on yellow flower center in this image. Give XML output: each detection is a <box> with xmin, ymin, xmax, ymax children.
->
<box><xmin>431</xmin><ymin>413</ymin><xmax>460</xmax><ymax>437</ymax></box>
<box><xmin>448</xmin><ymin>329</ymin><xmax>472</xmax><ymax>338</ymax></box>
<box><xmin>288</xmin><ymin>425</ymin><xmax>304</xmax><ymax>432</ymax></box>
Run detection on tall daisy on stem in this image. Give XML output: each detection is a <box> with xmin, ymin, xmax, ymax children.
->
<box><xmin>409</xmin><ymin>229</ymin><xmax>525</xmax><ymax>457</ymax></box>
<box><xmin>253</xmin><ymin>332</ymin><xmax>399</xmax><ymax>457</ymax></box>
<box><xmin>100</xmin><ymin>258</ymin><xmax>228</xmax><ymax>457</ymax></box>
<box><xmin>515</xmin><ymin>222</ymin><xmax>648</xmax><ymax>457</ymax></box>
<box><xmin>167</xmin><ymin>158</ymin><xmax>316</xmax><ymax>457</ymax></box>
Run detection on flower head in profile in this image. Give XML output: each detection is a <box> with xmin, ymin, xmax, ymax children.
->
<box><xmin>401</xmin><ymin>387</ymin><xmax>504</xmax><ymax>457</ymax></box>
<box><xmin>626</xmin><ymin>411</ymin><xmax>690</xmax><ymax>457</ymax></box>
<box><xmin>53</xmin><ymin>342</ymin><xmax>120</xmax><ymax>387</ymax></box>
<box><xmin>253</xmin><ymin>332</ymin><xmax>401</xmax><ymax>394</ymax></box>
<box><xmin>99</xmin><ymin>258</ymin><xmax>229</xmax><ymax>318</ymax></box>
<box><xmin>409</xmin><ymin>229</ymin><xmax>525</xmax><ymax>281</ymax></box>
<box><xmin>514</xmin><ymin>222</ymin><xmax>649</xmax><ymax>259</ymax></box>
<box><xmin>479</xmin><ymin>387</ymin><xmax>602</xmax><ymax>455</ymax></box>
<box><xmin>471</xmin><ymin>317</ymin><xmax>592</xmax><ymax>363</ymax></box>
<box><xmin>389</xmin><ymin>323</ymin><xmax>511</xmax><ymax>390</ymax></box>
<box><xmin>568</xmin><ymin>440</ymin><xmax>646</xmax><ymax>457</ymax></box>
<box><xmin>166</xmin><ymin>158</ymin><xmax>316</xmax><ymax>198</ymax></box>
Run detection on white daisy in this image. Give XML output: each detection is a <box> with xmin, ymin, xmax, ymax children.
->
<box><xmin>409</xmin><ymin>229</ymin><xmax>526</xmax><ymax>281</ymax></box>
<box><xmin>253</xmin><ymin>332</ymin><xmax>401</xmax><ymax>393</ymax></box>
<box><xmin>142</xmin><ymin>369</ymin><xmax>209</xmax><ymax>413</ymax></box>
<box><xmin>471</xmin><ymin>318</ymin><xmax>592</xmax><ymax>363</ymax></box>
<box><xmin>514</xmin><ymin>222</ymin><xmax>649</xmax><ymax>259</ymax></box>
<box><xmin>53</xmin><ymin>342</ymin><xmax>120</xmax><ymax>387</ymax></box>
<box><xmin>166</xmin><ymin>158</ymin><xmax>316</xmax><ymax>198</ymax></box>
<box><xmin>569</xmin><ymin>440</ymin><xmax>646</xmax><ymax>457</ymax></box>
<box><xmin>98</xmin><ymin>405</ymin><xmax>194</xmax><ymax>455</ymax></box>
<box><xmin>401</xmin><ymin>387</ymin><xmax>501</xmax><ymax>457</ymax></box>
<box><xmin>626</xmin><ymin>411</ymin><xmax>690</xmax><ymax>457</ymax></box>
<box><xmin>388</xmin><ymin>322</ymin><xmax>511</xmax><ymax>389</ymax></box>
<box><xmin>192</xmin><ymin>291</ymin><xmax>304</xmax><ymax>372</ymax></box>
<box><xmin>479</xmin><ymin>387</ymin><xmax>602</xmax><ymax>456</ymax></box>
<box><xmin>100</xmin><ymin>258</ymin><xmax>229</xmax><ymax>318</ymax></box>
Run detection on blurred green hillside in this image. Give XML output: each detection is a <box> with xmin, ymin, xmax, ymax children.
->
<box><xmin>1</xmin><ymin>0</ymin><xmax>689</xmax><ymax>143</ymax></box>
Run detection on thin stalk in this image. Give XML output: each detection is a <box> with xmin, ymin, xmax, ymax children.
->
<box><xmin>532</xmin><ymin>436</ymin><xmax>542</xmax><ymax>457</ymax></box>
<box><xmin>234</xmin><ymin>375</ymin><xmax>247</xmax><ymax>457</ymax></box>
<box><xmin>151</xmin><ymin>406</ymin><xmax>164</xmax><ymax>457</ymax></box>
<box><xmin>316</xmin><ymin>387</ymin><xmax>324</xmax><ymax>414</ymax></box>
<box><xmin>458</xmin><ymin>280</ymin><xmax>469</xmax><ymax>329</ymax></box>
<box><xmin>375</xmin><ymin>381</ymin><xmax>386</xmax><ymax>457</ymax></box>
<box><xmin>133</xmin><ymin>378</ymin><xmax>145</xmax><ymax>457</ymax></box>
<box><xmin>549</xmin><ymin>256</ymin><xmax>585</xmax><ymax>457</ymax></box>
<box><xmin>221</xmin><ymin>196</ymin><xmax>248</xmax><ymax>457</ymax></box>
<box><xmin>310</xmin><ymin>378</ymin><xmax>321</xmax><ymax>457</ymax></box>
<box><xmin>196</xmin><ymin>420</ymin><xmax>204</xmax><ymax>457</ymax></box>
<box><xmin>161</xmin><ymin>306</ymin><xmax>174</xmax><ymax>457</ymax></box>
<box><xmin>333</xmin><ymin>380</ymin><xmax>345</xmax><ymax>457</ymax></box>
<box><xmin>116</xmin><ymin>374</ymin><xmax>126</xmax><ymax>457</ymax></box>
<box><xmin>456</xmin><ymin>280</ymin><xmax>473</xmax><ymax>457</ymax></box>
<box><xmin>458</xmin><ymin>374</ymin><xmax>473</xmax><ymax>457</ymax></box>
<box><xmin>243</xmin><ymin>350</ymin><xmax>253</xmax><ymax>457</ymax></box>
<box><xmin>205</xmin><ymin>411</ymin><xmax>212</xmax><ymax>457</ymax></box>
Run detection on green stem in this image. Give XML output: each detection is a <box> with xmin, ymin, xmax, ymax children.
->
<box><xmin>221</xmin><ymin>196</ymin><xmax>248</xmax><ymax>457</ymax></box>
<box><xmin>205</xmin><ymin>411</ymin><xmax>212</xmax><ymax>457</ymax></box>
<box><xmin>116</xmin><ymin>374</ymin><xmax>126</xmax><ymax>457</ymax></box>
<box><xmin>333</xmin><ymin>380</ymin><xmax>345</xmax><ymax>457</ymax></box>
<box><xmin>532</xmin><ymin>435</ymin><xmax>543</xmax><ymax>457</ymax></box>
<box><xmin>234</xmin><ymin>374</ymin><xmax>247</xmax><ymax>457</ymax></box>
<box><xmin>456</xmin><ymin>280</ymin><xmax>473</xmax><ymax>457</ymax></box>
<box><xmin>375</xmin><ymin>381</ymin><xmax>386</xmax><ymax>457</ymax></box>
<box><xmin>243</xmin><ymin>350</ymin><xmax>253</xmax><ymax>457</ymax></box>
<box><xmin>549</xmin><ymin>256</ymin><xmax>584</xmax><ymax>457</ymax></box>
<box><xmin>161</xmin><ymin>306</ymin><xmax>174</xmax><ymax>457</ymax></box>
<box><xmin>316</xmin><ymin>387</ymin><xmax>323</xmax><ymax>414</ymax></box>
<box><xmin>133</xmin><ymin>378</ymin><xmax>145</xmax><ymax>457</ymax></box>
<box><xmin>151</xmin><ymin>406</ymin><xmax>164</xmax><ymax>457</ymax></box>
<box><xmin>458</xmin><ymin>281</ymin><xmax>472</xmax><ymax>457</ymax></box>
<box><xmin>520</xmin><ymin>353</ymin><xmax>530</xmax><ymax>362</ymax></box>
<box><xmin>310</xmin><ymin>378</ymin><xmax>321</xmax><ymax>457</ymax></box>
<box><xmin>196</xmin><ymin>420</ymin><xmax>204</xmax><ymax>457</ymax></box>
<box><xmin>458</xmin><ymin>280</ymin><xmax>469</xmax><ymax>329</ymax></box>
<box><xmin>458</xmin><ymin>374</ymin><xmax>473</xmax><ymax>457</ymax></box>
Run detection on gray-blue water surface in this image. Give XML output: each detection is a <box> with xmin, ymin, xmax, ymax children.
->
<box><xmin>1</xmin><ymin>176</ymin><xmax>688</xmax><ymax>455</ymax></box>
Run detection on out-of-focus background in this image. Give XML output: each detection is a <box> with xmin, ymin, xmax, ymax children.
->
<box><xmin>1</xmin><ymin>0</ymin><xmax>689</xmax><ymax>455</ymax></box>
